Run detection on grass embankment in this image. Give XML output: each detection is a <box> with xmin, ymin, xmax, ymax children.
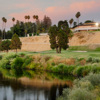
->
<box><xmin>0</xmin><ymin>50</ymin><xmax>100</xmax><ymax>77</ymax></box>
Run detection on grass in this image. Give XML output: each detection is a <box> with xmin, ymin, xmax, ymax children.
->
<box><xmin>1</xmin><ymin>50</ymin><xmax>100</xmax><ymax>59</ymax></box>
<box><xmin>18</xmin><ymin>50</ymin><xmax>100</xmax><ymax>59</ymax></box>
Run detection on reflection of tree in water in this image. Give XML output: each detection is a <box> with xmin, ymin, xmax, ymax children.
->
<box><xmin>0</xmin><ymin>70</ymin><xmax>72</xmax><ymax>100</ymax></box>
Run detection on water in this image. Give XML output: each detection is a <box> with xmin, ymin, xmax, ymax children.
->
<box><xmin>0</xmin><ymin>70</ymin><xmax>73</xmax><ymax>100</ymax></box>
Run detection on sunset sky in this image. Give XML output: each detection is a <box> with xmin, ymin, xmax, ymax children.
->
<box><xmin>0</xmin><ymin>0</ymin><xmax>100</xmax><ymax>30</ymax></box>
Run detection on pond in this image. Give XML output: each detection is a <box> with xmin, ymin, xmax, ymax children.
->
<box><xmin>0</xmin><ymin>69</ymin><xmax>74</xmax><ymax>100</ymax></box>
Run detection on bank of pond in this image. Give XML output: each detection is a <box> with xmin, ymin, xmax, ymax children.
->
<box><xmin>0</xmin><ymin>53</ymin><xmax>100</xmax><ymax>76</ymax></box>
<box><xmin>0</xmin><ymin>53</ymin><xmax>100</xmax><ymax>100</ymax></box>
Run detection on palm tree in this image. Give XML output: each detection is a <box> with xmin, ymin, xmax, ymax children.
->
<box><xmin>2</xmin><ymin>17</ymin><xmax>6</xmax><ymax>39</ymax></box>
<box><xmin>12</xmin><ymin>17</ymin><xmax>15</xmax><ymax>26</ymax></box>
<box><xmin>33</xmin><ymin>15</ymin><xmax>36</xmax><ymax>22</ymax></box>
<box><xmin>4</xmin><ymin>18</ymin><xmax>7</xmax><ymax>39</ymax></box>
<box><xmin>24</xmin><ymin>16</ymin><xmax>28</xmax><ymax>37</ymax></box>
<box><xmin>69</xmin><ymin>18</ymin><xmax>74</xmax><ymax>28</ymax></box>
<box><xmin>24</xmin><ymin>15</ymin><xmax>28</xmax><ymax>22</ymax></box>
<box><xmin>33</xmin><ymin>15</ymin><xmax>36</xmax><ymax>19</ymax></box>
<box><xmin>35</xmin><ymin>15</ymin><xmax>38</xmax><ymax>20</ymax></box>
<box><xmin>2</xmin><ymin>17</ymin><xmax>5</xmax><ymax>30</ymax></box>
<box><xmin>27</xmin><ymin>15</ymin><xmax>30</xmax><ymax>22</ymax></box>
<box><xmin>75</xmin><ymin>12</ymin><xmax>81</xmax><ymax>25</ymax></box>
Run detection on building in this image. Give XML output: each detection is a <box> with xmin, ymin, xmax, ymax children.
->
<box><xmin>72</xmin><ymin>22</ymin><xmax>100</xmax><ymax>32</ymax></box>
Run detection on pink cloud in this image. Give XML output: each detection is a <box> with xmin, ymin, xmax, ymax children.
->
<box><xmin>5</xmin><ymin>0</ymin><xmax>100</xmax><ymax>29</ymax></box>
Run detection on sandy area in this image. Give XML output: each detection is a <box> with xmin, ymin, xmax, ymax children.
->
<box><xmin>20</xmin><ymin>32</ymin><xmax>100</xmax><ymax>52</ymax></box>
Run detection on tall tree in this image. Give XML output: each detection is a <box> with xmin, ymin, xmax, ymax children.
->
<box><xmin>69</xmin><ymin>18</ymin><xmax>74</xmax><ymax>28</ymax></box>
<box><xmin>27</xmin><ymin>15</ymin><xmax>30</xmax><ymax>22</ymax></box>
<box><xmin>24</xmin><ymin>16</ymin><xmax>28</xmax><ymax>36</ymax></box>
<box><xmin>24</xmin><ymin>16</ymin><xmax>28</xmax><ymax>22</ymax></box>
<box><xmin>12</xmin><ymin>17</ymin><xmax>15</xmax><ymax>26</ymax></box>
<box><xmin>10</xmin><ymin>34</ymin><xmax>22</xmax><ymax>53</ymax></box>
<box><xmin>75</xmin><ymin>12</ymin><xmax>81</xmax><ymax>25</ymax></box>
<box><xmin>49</xmin><ymin>20</ymin><xmax>70</xmax><ymax>53</ymax></box>
<box><xmin>35</xmin><ymin>15</ymin><xmax>38</xmax><ymax>20</ymax></box>
<box><xmin>2</xmin><ymin>17</ymin><xmax>5</xmax><ymax>39</ymax></box>
<box><xmin>33</xmin><ymin>15</ymin><xmax>36</xmax><ymax>21</ymax></box>
<box><xmin>49</xmin><ymin>25</ymin><xmax>59</xmax><ymax>53</ymax></box>
<box><xmin>43</xmin><ymin>15</ymin><xmax>52</xmax><ymax>32</ymax></box>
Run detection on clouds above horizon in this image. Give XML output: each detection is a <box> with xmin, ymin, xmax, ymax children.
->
<box><xmin>0</xmin><ymin>0</ymin><xmax>100</xmax><ymax>29</ymax></box>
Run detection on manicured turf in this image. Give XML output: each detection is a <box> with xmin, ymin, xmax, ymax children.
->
<box><xmin>18</xmin><ymin>50</ymin><xmax>100</xmax><ymax>59</ymax></box>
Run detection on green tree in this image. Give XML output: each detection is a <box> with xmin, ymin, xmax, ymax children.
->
<box><xmin>10</xmin><ymin>34</ymin><xmax>22</xmax><ymax>53</ymax></box>
<box><xmin>69</xmin><ymin>18</ymin><xmax>74</xmax><ymax>28</ymax></box>
<box><xmin>12</xmin><ymin>17</ymin><xmax>15</xmax><ymax>26</ymax></box>
<box><xmin>0</xmin><ymin>40</ymin><xmax>11</xmax><ymax>52</ymax></box>
<box><xmin>43</xmin><ymin>15</ymin><xmax>52</xmax><ymax>32</ymax></box>
<box><xmin>84</xmin><ymin>20</ymin><xmax>94</xmax><ymax>23</ymax></box>
<box><xmin>49</xmin><ymin>25</ymin><xmax>59</xmax><ymax>53</ymax></box>
<box><xmin>75</xmin><ymin>12</ymin><xmax>81</xmax><ymax>25</ymax></box>
<box><xmin>4</xmin><ymin>18</ymin><xmax>7</xmax><ymax>39</ymax></box>
<box><xmin>49</xmin><ymin>20</ymin><xmax>70</xmax><ymax>53</ymax></box>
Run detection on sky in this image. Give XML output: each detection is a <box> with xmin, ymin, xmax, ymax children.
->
<box><xmin>0</xmin><ymin>0</ymin><xmax>100</xmax><ymax>30</ymax></box>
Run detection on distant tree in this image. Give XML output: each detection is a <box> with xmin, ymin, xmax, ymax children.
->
<box><xmin>75</xmin><ymin>12</ymin><xmax>81</xmax><ymax>25</ymax></box>
<box><xmin>0</xmin><ymin>40</ymin><xmax>11</xmax><ymax>52</ymax></box>
<box><xmin>69</xmin><ymin>18</ymin><xmax>74</xmax><ymax>28</ymax></box>
<box><xmin>84</xmin><ymin>20</ymin><xmax>94</xmax><ymax>23</ymax></box>
<box><xmin>10</xmin><ymin>34</ymin><xmax>22</xmax><ymax>53</ymax></box>
<box><xmin>4</xmin><ymin>18</ymin><xmax>7</xmax><ymax>39</ymax></box>
<box><xmin>12</xmin><ymin>17</ymin><xmax>15</xmax><ymax>26</ymax></box>
<box><xmin>2</xmin><ymin>17</ymin><xmax>6</xmax><ymax>39</ymax></box>
<box><xmin>24</xmin><ymin>16</ymin><xmax>28</xmax><ymax>22</ymax></box>
<box><xmin>73</xmin><ymin>21</ymin><xmax>77</xmax><ymax>27</ymax></box>
<box><xmin>43</xmin><ymin>15</ymin><xmax>52</xmax><ymax>32</ymax></box>
<box><xmin>6</xmin><ymin>30</ymin><xmax>13</xmax><ymax>39</ymax></box>
<box><xmin>33</xmin><ymin>15</ymin><xmax>36</xmax><ymax>21</ymax></box>
<box><xmin>27</xmin><ymin>15</ymin><xmax>30</xmax><ymax>22</ymax></box>
<box><xmin>0</xmin><ymin>30</ymin><xmax>2</xmax><ymax>38</ymax></box>
<box><xmin>49</xmin><ymin>20</ymin><xmax>70</xmax><ymax>53</ymax></box>
<box><xmin>35</xmin><ymin>15</ymin><xmax>38</xmax><ymax>20</ymax></box>
<box><xmin>2</xmin><ymin>17</ymin><xmax>5</xmax><ymax>31</ymax></box>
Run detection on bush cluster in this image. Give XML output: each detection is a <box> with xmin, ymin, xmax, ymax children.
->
<box><xmin>57</xmin><ymin>73</ymin><xmax>100</xmax><ymax>100</ymax></box>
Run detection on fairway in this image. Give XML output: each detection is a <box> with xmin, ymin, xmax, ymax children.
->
<box><xmin>18</xmin><ymin>50</ymin><xmax>100</xmax><ymax>59</ymax></box>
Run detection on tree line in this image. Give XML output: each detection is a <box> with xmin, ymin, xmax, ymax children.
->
<box><xmin>1</xmin><ymin>15</ymin><xmax>52</xmax><ymax>39</ymax></box>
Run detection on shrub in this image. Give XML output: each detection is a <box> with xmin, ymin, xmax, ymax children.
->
<box><xmin>22</xmin><ymin>56</ymin><xmax>32</xmax><ymax>68</ymax></box>
<box><xmin>0</xmin><ymin>55</ymin><xmax>2</xmax><ymax>60</ymax></box>
<box><xmin>87</xmin><ymin>57</ymin><xmax>100</xmax><ymax>63</ymax></box>
<box><xmin>67</xmin><ymin>88</ymin><xmax>95</xmax><ymax>100</ymax></box>
<box><xmin>84</xmin><ymin>73</ymin><xmax>100</xmax><ymax>86</ymax></box>
<box><xmin>0</xmin><ymin>53</ymin><xmax>18</xmax><ymax>69</ymax></box>
<box><xmin>87</xmin><ymin>57</ymin><xmax>93</xmax><ymax>63</ymax></box>
<box><xmin>18</xmin><ymin>53</ymin><xmax>26</xmax><ymax>57</ymax></box>
<box><xmin>0</xmin><ymin>58</ymin><xmax>11</xmax><ymax>69</ymax></box>
<box><xmin>11</xmin><ymin>57</ymin><xmax>24</xmax><ymax>69</ymax></box>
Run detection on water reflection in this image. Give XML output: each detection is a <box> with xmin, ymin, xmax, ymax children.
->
<box><xmin>0</xmin><ymin>69</ymin><xmax>73</xmax><ymax>100</ymax></box>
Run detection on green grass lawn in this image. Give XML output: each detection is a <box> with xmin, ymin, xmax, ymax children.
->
<box><xmin>18</xmin><ymin>50</ymin><xmax>100</xmax><ymax>59</ymax></box>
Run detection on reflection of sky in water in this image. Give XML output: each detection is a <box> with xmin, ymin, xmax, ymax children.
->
<box><xmin>0</xmin><ymin>86</ymin><xmax>49</xmax><ymax>100</ymax></box>
<box><xmin>0</xmin><ymin>81</ymin><xmax>67</xmax><ymax>100</ymax></box>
